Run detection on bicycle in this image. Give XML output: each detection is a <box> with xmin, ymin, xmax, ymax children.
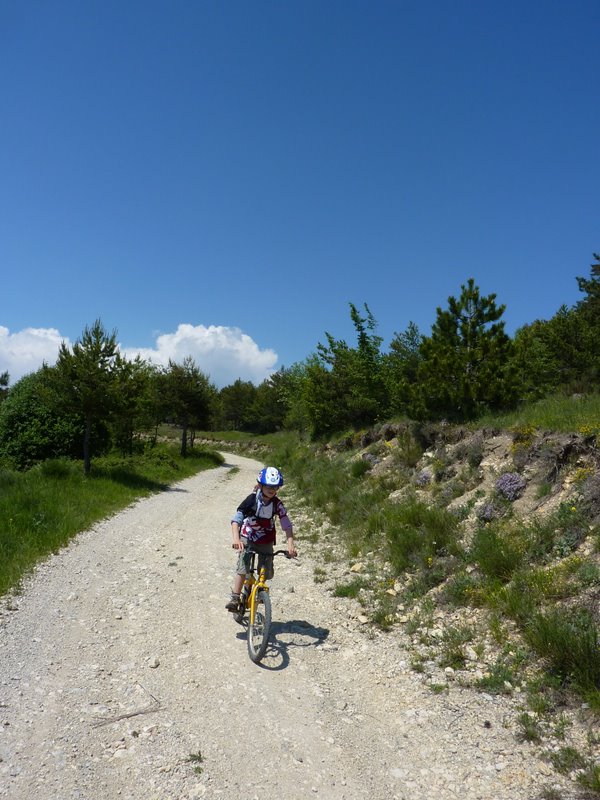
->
<box><xmin>232</xmin><ymin>548</ymin><xmax>292</xmax><ymax>663</ymax></box>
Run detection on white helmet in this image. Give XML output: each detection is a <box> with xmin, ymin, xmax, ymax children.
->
<box><xmin>257</xmin><ymin>466</ymin><xmax>284</xmax><ymax>487</ymax></box>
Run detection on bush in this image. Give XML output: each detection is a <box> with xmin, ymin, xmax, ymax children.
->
<box><xmin>0</xmin><ymin>370</ymin><xmax>85</xmax><ymax>469</ymax></box>
<box><xmin>351</xmin><ymin>459</ymin><xmax>371</xmax><ymax>478</ymax></box>
<box><xmin>524</xmin><ymin>607</ymin><xmax>600</xmax><ymax>697</ymax></box>
<box><xmin>37</xmin><ymin>458</ymin><xmax>81</xmax><ymax>480</ymax></box>
<box><xmin>444</xmin><ymin>571</ymin><xmax>486</xmax><ymax>606</ymax></box>
<box><xmin>470</xmin><ymin>523</ymin><xmax>526</xmax><ymax>582</ymax></box>
<box><xmin>383</xmin><ymin>500</ymin><xmax>462</xmax><ymax>573</ymax></box>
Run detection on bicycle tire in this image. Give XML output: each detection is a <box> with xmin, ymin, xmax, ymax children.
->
<box><xmin>247</xmin><ymin>589</ymin><xmax>272</xmax><ymax>663</ymax></box>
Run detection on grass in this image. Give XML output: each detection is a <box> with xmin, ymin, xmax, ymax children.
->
<box><xmin>439</xmin><ymin>624</ymin><xmax>474</xmax><ymax>670</ymax></box>
<box><xmin>475</xmin><ymin>660</ymin><xmax>518</xmax><ymax>694</ymax></box>
<box><xmin>517</xmin><ymin>712</ymin><xmax>544</xmax><ymax>743</ymax></box>
<box><xmin>523</xmin><ymin>608</ymin><xmax>600</xmax><ymax>707</ymax></box>
<box><xmin>476</xmin><ymin>393</ymin><xmax>600</xmax><ymax>435</ymax></box>
<box><xmin>332</xmin><ymin>577</ymin><xmax>369</xmax><ymax>598</ymax></box>
<box><xmin>187</xmin><ymin>750</ymin><xmax>204</xmax><ymax>775</ymax></box>
<box><xmin>0</xmin><ymin>444</ymin><xmax>223</xmax><ymax>596</ymax></box>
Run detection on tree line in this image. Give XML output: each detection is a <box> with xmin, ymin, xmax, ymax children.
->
<box><xmin>0</xmin><ymin>254</ymin><xmax>598</xmax><ymax>471</ymax></box>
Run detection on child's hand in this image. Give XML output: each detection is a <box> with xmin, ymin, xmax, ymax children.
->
<box><xmin>287</xmin><ymin>543</ymin><xmax>297</xmax><ymax>558</ymax></box>
<box><xmin>232</xmin><ymin>539</ymin><xmax>244</xmax><ymax>551</ymax></box>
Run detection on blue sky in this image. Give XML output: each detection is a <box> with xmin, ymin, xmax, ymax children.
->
<box><xmin>1</xmin><ymin>0</ymin><xmax>598</xmax><ymax>387</ymax></box>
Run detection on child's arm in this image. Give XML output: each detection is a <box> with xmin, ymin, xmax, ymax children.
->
<box><xmin>284</xmin><ymin>527</ymin><xmax>297</xmax><ymax>558</ymax></box>
<box><xmin>278</xmin><ymin>505</ymin><xmax>297</xmax><ymax>557</ymax></box>
<box><xmin>231</xmin><ymin>509</ymin><xmax>245</xmax><ymax>550</ymax></box>
<box><xmin>231</xmin><ymin>521</ymin><xmax>244</xmax><ymax>550</ymax></box>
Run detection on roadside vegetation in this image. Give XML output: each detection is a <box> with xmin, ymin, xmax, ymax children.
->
<box><xmin>0</xmin><ymin>445</ymin><xmax>223</xmax><ymax>595</ymax></box>
<box><xmin>257</xmin><ymin>400</ymin><xmax>599</xmax><ymax>798</ymax></box>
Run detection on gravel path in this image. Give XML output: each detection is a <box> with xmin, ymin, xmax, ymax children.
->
<box><xmin>0</xmin><ymin>453</ymin><xmax>560</xmax><ymax>800</ymax></box>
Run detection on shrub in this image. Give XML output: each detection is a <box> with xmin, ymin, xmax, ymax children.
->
<box><xmin>439</xmin><ymin>624</ymin><xmax>474</xmax><ymax>669</ymax></box>
<box><xmin>476</xmin><ymin>500</ymin><xmax>504</xmax><ymax>522</ymax></box>
<box><xmin>548</xmin><ymin>746</ymin><xmax>587</xmax><ymax>774</ymax></box>
<box><xmin>444</xmin><ymin>571</ymin><xmax>486</xmax><ymax>607</ymax></box>
<box><xmin>351</xmin><ymin>459</ymin><xmax>371</xmax><ymax>478</ymax></box>
<box><xmin>516</xmin><ymin>712</ymin><xmax>543</xmax><ymax>742</ymax></box>
<box><xmin>332</xmin><ymin>577</ymin><xmax>368</xmax><ymax>598</ymax></box>
<box><xmin>415</xmin><ymin>469</ymin><xmax>432</xmax><ymax>487</ymax></box>
<box><xmin>37</xmin><ymin>458</ymin><xmax>81</xmax><ymax>480</ymax></box>
<box><xmin>475</xmin><ymin>660</ymin><xmax>516</xmax><ymax>694</ymax></box>
<box><xmin>524</xmin><ymin>608</ymin><xmax>600</xmax><ymax>697</ymax></box>
<box><xmin>384</xmin><ymin>500</ymin><xmax>461</xmax><ymax>573</ymax></box>
<box><xmin>470</xmin><ymin>523</ymin><xmax>526</xmax><ymax>582</ymax></box>
<box><xmin>495</xmin><ymin>578</ymin><xmax>537</xmax><ymax>622</ymax></box>
<box><xmin>578</xmin><ymin>763</ymin><xmax>600</xmax><ymax>793</ymax></box>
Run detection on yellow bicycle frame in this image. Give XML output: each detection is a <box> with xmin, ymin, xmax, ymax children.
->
<box><xmin>247</xmin><ymin>564</ymin><xmax>270</xmax><ymax>624</ymax></box>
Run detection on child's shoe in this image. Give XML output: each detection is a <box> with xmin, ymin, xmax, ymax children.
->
<box><xmin>225</xmin><ymin>593</ymin><xmax>240</xmax><ymax>611</ymax></box>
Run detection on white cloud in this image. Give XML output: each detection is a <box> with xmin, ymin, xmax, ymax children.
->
<box><xmin>0</xmin><ymin>326</ymin><xmax>69</xmax><ymax>383</ymax></box>
<box><xmin>121</xmin><ymin>324</ymin><xmax>278</xmax><ymax>388</ymax></box>
<box><xmin>0</xmin><ymin>323</ymin><xmax>278</xmax><ymax>388</ymax></box>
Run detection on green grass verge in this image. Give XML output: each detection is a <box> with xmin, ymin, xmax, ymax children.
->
<box><xmin>476</xmin><ymin>393</ymin><xmax>600</xmax><ymax>434</ymax></box>
<box><xmin>0</xmin><ymin>445</ymin><xmax>224</xmax><ymax>596</ymax></box>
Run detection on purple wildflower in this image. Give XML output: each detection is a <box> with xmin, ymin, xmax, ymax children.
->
<box><xmin>415</xmin><ymin>469</ymin><xmax>432</xmax><ymax>487</ymax></box>
<box><xmin>495</xmin><ymin>472</ymin><xmax>526</xmax><ymax>501</ymax></box>
<box><xmin>477</xmin><ymin>502</ymin><xmax>499</xmax><ymax>521</ymax></box>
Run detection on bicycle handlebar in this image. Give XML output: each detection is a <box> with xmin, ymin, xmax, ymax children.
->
<box><xmin>245</xmin><ymin>547</ymin><xmax>295</xmax><ymax>558</ymax></box>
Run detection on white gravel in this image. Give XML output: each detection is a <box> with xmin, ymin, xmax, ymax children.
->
<box><xmin>0</xmin><ymin>453</ymin><xmax>564</xmax><ymax>799</ymax></box>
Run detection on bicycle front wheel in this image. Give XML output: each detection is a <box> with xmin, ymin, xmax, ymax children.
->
<box><xmin>247</xmin><ymin>589</ymin><xmax>272</xmax><ymax>663</ymax></box>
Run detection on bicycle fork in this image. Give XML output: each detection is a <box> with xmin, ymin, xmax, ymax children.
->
<box><xmin>249</xmin><ymin>581</ymin><xmax>268</xmax><ymax>623</ymax></box>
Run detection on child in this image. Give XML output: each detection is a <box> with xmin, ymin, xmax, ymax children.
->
<box><xmin>225</xmin><ymin>466</ymin><xmax>297</xmax><ymax>611</ymax></box>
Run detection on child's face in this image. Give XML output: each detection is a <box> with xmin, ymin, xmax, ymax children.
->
<box><xmin>260</xmin><ymin>483</ymin><xmax>277</xmax><ymax>499</ymax></box>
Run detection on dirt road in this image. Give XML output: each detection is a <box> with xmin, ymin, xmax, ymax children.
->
<box><xmin>0</xmin><ymin>454</ymin><xmax>558</xmax><ymax>799</ymax></box>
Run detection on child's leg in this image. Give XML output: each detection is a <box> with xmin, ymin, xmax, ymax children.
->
<box><xmin>225</xmin><ymin>547</ymin><xmax>248</xmax><ymax>610</ymax></box>
<box><xmin>256</xmin><ymin>544</ymin><xmax>275</xmax><ymax>579</ymax></box>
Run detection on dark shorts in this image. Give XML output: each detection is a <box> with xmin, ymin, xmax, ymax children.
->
<box><xmin>236</xmin><ymin>540</ymin><xmax>274</xmax><ymax>579</ymax></box>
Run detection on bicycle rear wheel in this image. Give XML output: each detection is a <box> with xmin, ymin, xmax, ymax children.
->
<box><xmin>247</xmin><ymin>589</ymin><xmax>271</xmax><ymax>663</ymax></box>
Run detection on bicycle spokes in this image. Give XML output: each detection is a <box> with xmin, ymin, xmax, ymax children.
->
<box><xmin>247</xmin><ymin>589</ymin><xmax>272</xmax><ymax>663</ymax></box>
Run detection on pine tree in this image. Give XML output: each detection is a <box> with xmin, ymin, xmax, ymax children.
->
<box><xmin>418</xmin><ymin>279</ymin><xmax>516</xmax><ymax>420</ymax></box>
<box><xmin>53</xmin><ymin>319</ymin><xmax>119</xmax><ymax>474</ymax></box>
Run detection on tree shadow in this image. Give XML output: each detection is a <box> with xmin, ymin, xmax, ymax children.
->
<box><xmin>90</xmin><ymin>467</ymin><xmax>190</xmax><ymax>493</ymax></box>
<box><xmin>92</xmin><ymin>467</ymin><xmax>167</xmax><ymax>492</ymax></box>
<box><xmin>236</xmin><ymin>619</ymin><xmax>330</xmax><ymax>671</ymax></box>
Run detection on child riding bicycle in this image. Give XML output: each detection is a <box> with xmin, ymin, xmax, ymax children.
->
<box><xmin>225</xmin><ymin>466</ymin><xmax>297</xmax><ymax>611</ymax></box>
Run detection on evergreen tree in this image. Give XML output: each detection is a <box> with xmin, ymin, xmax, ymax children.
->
<box><xmin>538</xmin><ymin>305</ymin><xmax>596</xmax><ymax>391</ymax></box>
<box><xmin>247</xmin><ymin>377</ymin><xmax>287</xmax><ymax>433</ymax></box>
<box><xmin>418</xmin><ymin>279</ymin><xmax>516</xmax><ymax>420</ymax></box>
<box><xmin>219</xmin><ymin>379</ymin><xmax>256</xmax><ymax>430</ymax></box>
<box><xmin>576</xmin><ymin>253</ymin><xmax>600</xmax><ymax>319</ymax></box>
<box><xmin>110</xmin><ymin>356</ymin><xmax>157</xmax><ymax>454</ymax></box>
<box><xmin>305</xmin><ymin>303</ymin><xmax>388</xmax><ymax>436</ymax></box>
<box><xmin>162</xmin><ymin>357</ymin><xmax>214</xmax><ymax>456</ymax></box>
<box><xmin>0</xmin><ymin>371</ymin><xmax>9</xmax><ymax>404</ymax></box>
<box><xmin>511</xmin><ymin>320</ymin><xmax>558</xmax><ymax>401</ymax></box>
<box><xmin>574</xmin><ymin>252</ymin><xmax>600</xmax><ymax>387</ymax></box>
<box><xmin>272</xmin><ymin>363</ymin><xmax>312</xmax><ymax>433</ymax></box>
<box><xmin>53</xmin><ymin>319</ymin><xmax>119</xmax><ymax>474</ymax></box>
<box><xmin>384</xmin><ymin>321</ymin><xmax>424</xmax><ymax>418</ymax></box>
